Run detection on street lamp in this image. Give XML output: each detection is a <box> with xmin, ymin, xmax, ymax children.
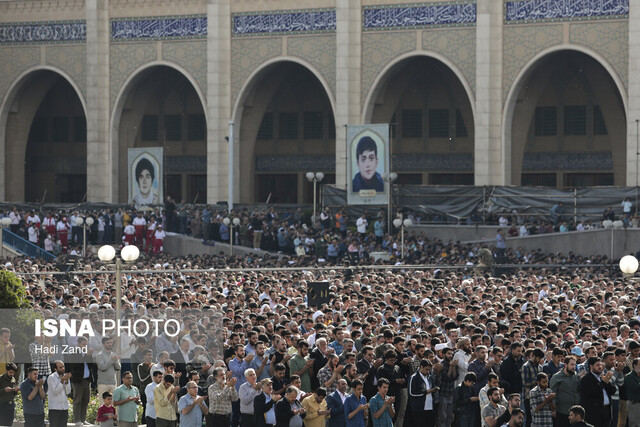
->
<box><xmin>620</xmin><ymin>254</ymin><xmax>639</xmax><ymax>279</ymax></box>
<box><xmin>0</xmin><ymin>217</ymin><xmax>11</xmax><ymax>259</ymax></box>
<box><xmin>97</xmin><ymin>244</ymin><xmax>139</xmax><ymax>364</ymax></box>
<box><xmin>383</xmin><ymin>173</ymin><xmax>398</xmax><ymax>234</ymax></box>
<box><xmin>223</xmin><ymin>217</ymin><xmax>241</xmax><ymax>255</ymax></box>
<box><xmin>75</xmin><ymin>216</ymin><xmax>94</xmax><ymax>257</ymax></box>
<box><xmin>306</xmin><ymin>172</ymin><xmax>325</xmax><ymax>227</ymax></box>
<box><xmin>393</xmin><ymin>217</ymin><xmax>413</xmax><ymax>259</ymax></box>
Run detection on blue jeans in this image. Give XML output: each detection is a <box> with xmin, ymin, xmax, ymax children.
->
<box><xmin>458</xmin><ymin>414</ymin><xmax>474</xmax><ymax>427</ymax></box>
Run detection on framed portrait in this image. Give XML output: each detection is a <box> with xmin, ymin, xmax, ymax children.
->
<box><xmin>347</xmin><ymin>124</ymin><xmax>389</xmax><ymax>205</ymax></box>
<box><xmin>128</xmin><ymin>147</ymin><xmax>163</xmax><ymax>206</ymax></box>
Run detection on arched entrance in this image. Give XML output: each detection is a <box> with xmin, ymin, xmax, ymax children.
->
<box><xmin>112</xmin><ymin>65</ymin><xmax>207</xmax><ymax>203</ymax></box>
<box><xmin>364</xmin><ymin>55</ymin><xmax>475</xmax><ymax>185</ymax></box>
<box><xmin>505</xmin><ymin>49</ymin><xmax>626</xmax><ymax>187</ymax></box>
<box><xmin>1</xmin><ymin>69</ymin><xmax>87</xmax><ymax>202</ymax></box>
<box><xmin>233</xmin><ymin>60</ymin><xmax>336</xmax><ymax>204</ymax></box>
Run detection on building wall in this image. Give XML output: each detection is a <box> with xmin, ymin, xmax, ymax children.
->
<box><xmin>0</xmin><ymin>0</ymin><xmax>633</xmax><ymax>203</ymax></box>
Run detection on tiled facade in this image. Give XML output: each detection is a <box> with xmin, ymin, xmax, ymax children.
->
<box><xmin>0</xmin><ymin>0</ymin><xmax>634</xmax><ymax>203</ymax></box>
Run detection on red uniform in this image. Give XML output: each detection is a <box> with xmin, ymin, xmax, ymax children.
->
<box><xmin>56</xmin><ymin>220</ymin><xmax>70</xmax><ymax>253</ymax></box>
<box><xmin>123</xmin><ymin>224</ymin><xmax>135</xmax><ymax>246</ymax></box>
<box><xmin>145</xmin><ymin>222</ymin><xmax>156</xmax><ymax>252</ymax></box>
<box><xmin>153</xmin><ymin>228</ymin><xmax>166</xmax><ymax>254</ymax></box>
<box><xmin>43</xmin><ymin>217</ymin><xmax>56</xmax><ymax>238</ymax></box>
<box><xmin>132</xmin><ymin>217</ymin><xmax>146</xmax><ymax>246</ymax></box>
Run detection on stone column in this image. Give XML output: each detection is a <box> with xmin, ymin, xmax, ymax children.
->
<box><xmin>86</xmin><ymin>0</ymin><xmax>111</xmax><ymax>201</ymax></box>
<box><xmin>206</xmin><ymin>0</ymin><xmax>231</xmax><ymax>204</ymax></box>
<box><xmin>474</xmin><ymin>0</ymin><xmax>503</xmax><ymax>184</ymax></box>
<box><xmin>628</xmin><ymin>5</ymin><xmax>640</xmax><ymax>187</ymax></box>
<box><xmin>335</xmin><ymin>0</ymin><xmax>362</xmax><ymax>190</ymax></box>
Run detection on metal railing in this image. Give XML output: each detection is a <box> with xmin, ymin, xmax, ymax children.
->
<box><xmin>1</xmin><ymin>227</ymin><xmax>56</xmax><ymax>261</ymax></box>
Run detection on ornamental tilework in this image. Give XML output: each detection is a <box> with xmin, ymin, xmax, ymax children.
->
<box><xmin>522</xmin><ymin>152</ymin><xmax>612</xmax><ymax>170</ymax></box>
<box><xmin>255</xmin><ymin>154</ymin><xmax>335</xmax><ymax>172</ymax></box>
<box><xmin>505</xmin><ymin>0</ymin><xmax>628</xmax><ymax>24</ymax></box>
<box><xmin>166</xmin><ymin>155</ymin><xmax>206</xmax><ymax>172</ymax></box>
<box><xmin>569</xmin><ymin>21</ymin><xmax>628</xmax><ymax>90</ymax></box>
<box><xmin>0</xmin><ymin>21</ymin><xmax>86</xmax><ymax>45</ymax></box>
<box><xmin>363</xmin><ymin>2</ymin><xmax>476</xmax><ymax>31</ymax></box>
<box><xmin>231</xmin><ymin>37</ymin><xmax>283</xmax><ymax>109</ymax></box>
<box><xmin>286</xmin><ymin>36</ymin><xmax>336</xmax><ymax>95</ymax></box>
<box><xmin>111</xmin><ymin>16</ymin><xmax>207</xmax><ymax>41</ymax></box>
<box><xmin>502</xmin><ymin>24</ymin><xmax>563</xmax><ymax>100</ymax></box>
<box><xmin>232</xmin><ymin>9</ymin><xmax>336</xmax><ymax>36</ymax></box>
<box><xmin>394</xmin><ymin>153</ymin><xmax>473</xmax><ymax>171</ymax></box>
<box><xmin>110</xmin><ymin>43</ymin><xmax>158</xmax><ymax>110</ymax></box>
<box><xmin>361</xmin><ymin>31</ymin><xmax>417</xmax><ymax>105</ymax></box>
<box><xmin>45</xmin><ymin>45</ymin><xmax>86</xmax><ymax>99</ymax></box>
<box><xmin>0</xmin><ymin>46</ymin><xmax>40</xmax><ymax>107</ymax></box>
<box><xmin>422</xmin><ymin>28</ymin><xmax>476</xmax><ymax>93</ymax></box>
<box><xmin>162</xmin><ymin>40</ymin><xmax>207</xmax><ymax>99</ymax></box>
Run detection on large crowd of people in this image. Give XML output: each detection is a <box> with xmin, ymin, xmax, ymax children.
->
<box><xmin>0</xmin><ymin>244</ymin><xmax>636</xmax><ymax>427</ymax></box>
<box><xmin>0</xmin><ymin>202</ymin><xmax>627</xmax><ymax>268</ymax></box>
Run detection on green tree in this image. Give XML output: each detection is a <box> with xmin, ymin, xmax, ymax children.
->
<box><xmin>0</xmin><ymin>270</ymin><xmax>28</xmax><ymax>308</ymax></box>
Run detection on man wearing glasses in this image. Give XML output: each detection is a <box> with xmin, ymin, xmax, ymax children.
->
<box><xmin>178</xmin><ymin>381</ymin><xmax>209</xmax><ymax>427</ymax></box>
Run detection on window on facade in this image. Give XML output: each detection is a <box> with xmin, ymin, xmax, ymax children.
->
<box><xmin>593</xmin><ymin>105</ymin><xmax>608</xmax><ymax>135</ymax></box>
<box><xmin>564</xmin><ymin>105</ymin><xmax>586</xmax><ymax>136</ymax></box>
<box><xmin>52</xmin><ymin>117</ymin><xmax>69</xmax><ymax>143</ymax></box>
<box><xmin>188</xmin><ymin>114</ymin><xmax>206</xmax><ymax>141</ymax></box>
<box><xmin>257</xmin><ymin>112</ymin><xmax>274</xmax><ymax>140</ymax></box>
<box><xmin>429</xmin><ymin>109</ymin><xmax>449</xmax><ymax>138</ymax></box>
<box><xmin>455</xmin><ymin>109</ymin><xmax>468</xmax><ymax>137</ymax></box>
<box><xmin>28</xmin><ymin>117</ymin><xmax>47</xmax><ymax>143</ymax></box>
<box><xmin>279</xmin><ymin>112</ymin><xmax>298</xmax><ymax>140</ymax></box>
<box><xmin>535</xmin><ymin>106</ymin><xmax>557</xmax><ymax>136</ymax></box>
<box><xmin>164</xmin><ymin>114</ymin><xmax>182</xmax><ymax>141</ymax></box>
<box><xmin>141</xmin><ymin>115</ymin><xmax>159</xmax><ymax>141</ymax></box>
<box><xmin>402</xmin><ymin>109</ymin><xmax>422</xmax><ymax>138</ymax></box>
<box><xmin>73</xmin><ymin>116</ymin><xmax>86</xmax><ymax>143</ymax></box>
<box><xmin>303</xmin><ymin>111</ymin><xmax>323</xmax><ymax>139</ymax></box>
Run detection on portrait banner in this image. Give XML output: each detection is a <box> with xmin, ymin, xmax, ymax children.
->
<box><xmin>128</xmin><ymin>147</ymin><xmax>163</xmax><ymax>207</ymax></box>
<box><xmin>347</xmin><ymin>124</ymin><xmax>389</xmax><ymax>205</ymax></box>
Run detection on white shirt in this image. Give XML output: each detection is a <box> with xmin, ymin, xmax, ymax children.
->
<box><xmin>151</xmin><ymin>362</ymin><xmax>165</xmax><ymax>374</ymax></box>
<box><xmin>47</xmin><ymin>372</ymin><xmax>72</xmax><ymax>410</ymax></box>
<box><xmin>56</xmin><ymin>221</ymin><xmax>70</xmax><ymax>233</ymax></box>
<box><xmin>337</xmin><ymin>390</ymin><xmax>347</xmax><ymax>404</ymax></box>
<box><xmin>9</xmin><ymin>212</ymin><xmax>19</xmax><ymax>225</ymax></box>
<box><xmin>124</xmin><ymin>224</ymin><xmax>135</xmax><ymax>235</ymax></box>
<box><xmin>145</xmin><ymin>381</ymin><xmax>159</xmax><ymax>418</ymax></box>
<box><xmin>356</xmin><ymin>217</ymin><xmax>367</xmax><ymax>233</ymax></box>
<box><xmin>155</xmin><ymin>230</ymin><xmax>166</xmax><ymax>240</ymax></box>
<box><xmin>453</xmin><ymin>350</ymin><xmax>472</xmax><ymax>386</ymax></box>
<box><xmin>133</xmin><ymin>217</ymin><xmax>147</xmax><ymax>227</ymax></box>
<box><xmin>420</xmin><ymin>373</ymin><xmax>433</xmax><ymax>410</ymax></box>
<box><xmin>28</xmin><ymin>226</ymin><xmax>38</xmax><ymax>243</ymax></box>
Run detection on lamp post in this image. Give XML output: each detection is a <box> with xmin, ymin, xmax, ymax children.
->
<box><xmin>620</xmin><ymin>254</ymin><xmax>639</xmax><ymax>280</ymax></box>
<box><xmin>97</xmin><ymin>244</ymin><xmax>140</xmax><ymax>369</ymax></box>
<box><xmin>383</xmin><ymin>173</ymin><xmax>398</xmax><ymax>234</ymax></box>
<box><xmin>393</xmin><ymin>217</ymin><xmax>413</xmax><ymax>259</ymax></box>
<box><xmin>223</xmin><ymin>217</ymin><xmax>241</xmax><ymax>255</ymax></box>
<box><xmin>0</xmin><ymin>217</ymin><xmax>11</xmax><ymax>259</ymax></box>
<box><xmin>306</xmin><ymin>172</ymin><xmax>325</xmax><ymax>226</ymax></box>
<box><xmin>75</xmin><ymin>216</ymin><xmax>95</xmax><ymax>257</ymax></box>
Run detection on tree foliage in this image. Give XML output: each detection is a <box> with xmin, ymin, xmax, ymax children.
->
<box><xmin>0</xmin><ymin>270</ymin><xmax>29</xmax><ymax>309</ymax></box>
